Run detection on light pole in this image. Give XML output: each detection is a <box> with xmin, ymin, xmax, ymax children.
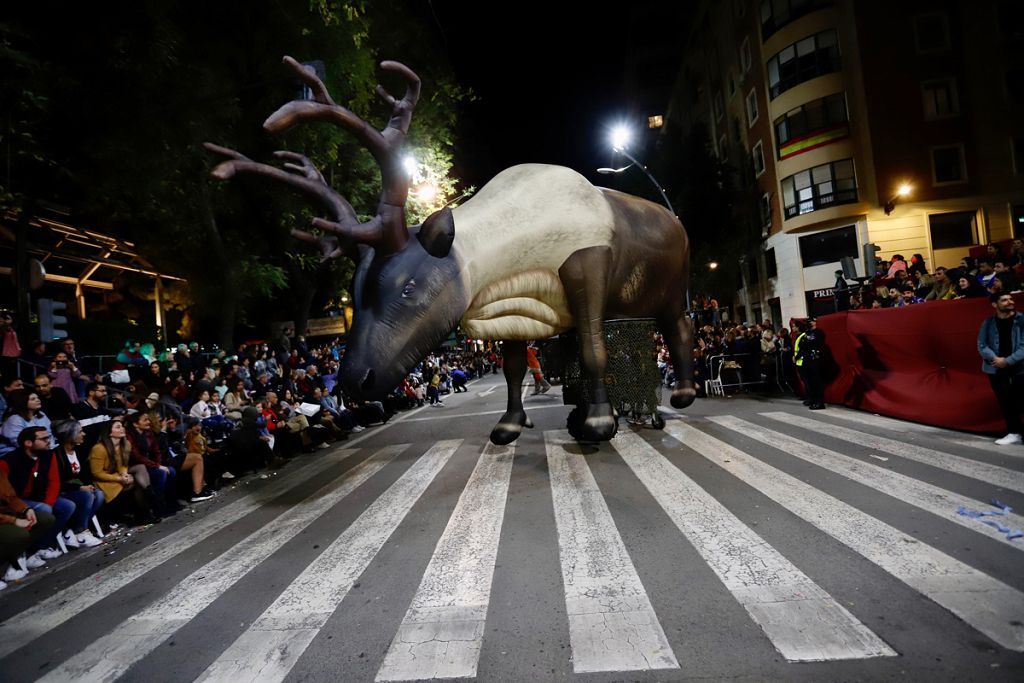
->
<box><xmin>599</xmin><ymin>125</ymin><xmax>688</xmax><ymax>312</ymax></box>
<box><xmin>597</xmin><ymin>125</ymin><xmax>676</xmax><ymax>216</ymax></box>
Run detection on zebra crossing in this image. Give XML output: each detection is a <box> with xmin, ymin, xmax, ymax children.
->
<box><xmin>1</xmin><ymin>407</ymin><xmax>1022</xmax><ymax>682</ymax></box>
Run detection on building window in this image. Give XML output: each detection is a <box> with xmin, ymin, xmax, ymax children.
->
<box><xmin>714</xmin><ymin>90</ymin><xmax>725</xmax><ymax>121</ymax></box>
<box><xmin>1007</xmin><ymin>69</ymin><xmax>1024</xmax><ymax>104</ymax></box>
<box><xmin>913</xmin><ymin>11</ymin><xmax>951</xmax><ymax>54</ymax></box>
<box><xmin>760</xmin><ymin>0</ymin><xmax>833</xmax><ymax>40</ymax></box>
<box><xmin>746</xmin><ymin>89</ymin><xmax>759</xmax><ymax>127</ymax></box>
<box><xmin>740</xmin><ymin>38</ymin><xmax>752</xmax><ymax>75</ymax></box>
<box><xmin>766</xmin><ymin>30</ymin><xmax>841</xmax><ymax>100</ymax></box>
<box><xmin>928</xmin><ymin>211</ymin><xmax>977</xmax><ymax>250</ymax></box>
<box><xmin>648</xmin><ymin>115</ymin><xmax>664</xmax><ymax>129</ymax></box>
<box><xmin>752</xmin><ymin>141</ymin><xmax>766</xmax><ymax>177</ymax></box>
<box><xmin>781</xmin><ymin>158</ymin><xmax>857</xmax><ymax>219</ymax></box>
<box><xmin>760</xmin><ymin>193</ymin><xmax>773</xmax><ymax>229</ymax></box>
<box><xmin>765</xmin><ymin>247</ymin><xmax>778</xmax><ymax>278</ymax></box>
<box><xmin>773</xmin><ymin>92</ymin><xmax>849</xmax><ymax>159</ymax></box>
<box><xmin>931</xmin><ymin>144</ymin><xmax>966</xmax><ymax>185</ymax></box>
<box><xmin>1013</xmin><ymin>138</ymin><xmax>1024</xmax><ymax>175</ymax></box>
<box><xmin>922</xmin><ymin>78</ymin><xmax>959</xmax><ymax>120</ymax></box>
<box><xmin>798</xmin><ymin>225</ymin><xmax>857</xmax><ymax>268</ymax></box>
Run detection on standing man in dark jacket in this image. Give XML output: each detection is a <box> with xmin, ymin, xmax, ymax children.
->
<box><xmin>978</xmin><ymin>292</ymin><xmax>1024</xmax><ymax>445</ymax></box>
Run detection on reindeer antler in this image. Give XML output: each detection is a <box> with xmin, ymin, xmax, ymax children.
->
<box><xmin>203</xmin><ymin>142</ymin><xmax>355</xmax><ymax>262</ymax></box>
<box><xmin>263</xmin><ymin>56</ymin><xmax>422</xmax><ymax>255</ymax></box>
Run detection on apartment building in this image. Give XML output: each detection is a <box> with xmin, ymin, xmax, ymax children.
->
<box><xmin>666</xmin><ymin>0</ymin><xmax>1024</xmax><ymax>323</ymax></box>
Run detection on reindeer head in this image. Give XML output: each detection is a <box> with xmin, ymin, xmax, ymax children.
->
<box><xmin>207</xmin><ymin>57</ymin><xmax>470</xmax><ymax>400</ymax></box>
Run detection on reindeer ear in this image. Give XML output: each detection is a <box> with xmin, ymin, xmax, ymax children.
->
<box><xmin>417</xmin><ymin>207</ymin><xmax>455</xmax><ymax>258</ymax></box>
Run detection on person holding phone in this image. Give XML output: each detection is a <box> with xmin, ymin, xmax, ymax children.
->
<box><xmin>48</xmin><ymin>351</ymin><xmax>81</xmax><ymax>404</ymax></box>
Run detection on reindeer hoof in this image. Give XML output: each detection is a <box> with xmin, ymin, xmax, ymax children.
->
<box><xmin>580</xmin><ymin>403</ymin><xmax>617</xmax><ymax>441</ymax></box>
<box><xmin>671</xmin><ymin>383</ymin><xmax>697</xmax><ymax>409</ymax></box>
<box><xmin>490</xmin><ymin>411</ymin><xmax>529</xmax><ymax>445</ymax></box>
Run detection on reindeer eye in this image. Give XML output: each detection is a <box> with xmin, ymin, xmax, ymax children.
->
<box><xmin>402</xmin><ymin>279</ymin><xmax>416</xmax><ymax>298</ymax></box>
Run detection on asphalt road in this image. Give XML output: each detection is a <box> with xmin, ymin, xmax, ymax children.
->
<box><xmin>1</xmin><ymin>373</ymin><xmax>1022</xmax><ymax>682</ymax></box>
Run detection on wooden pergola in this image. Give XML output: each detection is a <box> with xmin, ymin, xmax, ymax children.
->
<box><xmin>0</xmin><ymin>204</ymin><xmax>186</xmax><ymax>329</ymax></box>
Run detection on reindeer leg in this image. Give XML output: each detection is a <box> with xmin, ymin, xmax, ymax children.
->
<box><xmin>490</xmin><ymin>340</ymin><xmax>532</xmax><ymax>445</ymax></box>
<box><xmin>559</xmin><ymin>246</ymin><xmax>617</xmax><ymax>442</ymax></box>
<box><xmin>660</xmin><ymin>308</ymin><xmax>697</xmax><ymax>409</ymax></box>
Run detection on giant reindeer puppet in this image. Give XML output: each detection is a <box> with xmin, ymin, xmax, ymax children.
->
<box><xmin>206</xmin><ymin>57</ymin><xmax>695</xmax><ymax>444</ymax></box>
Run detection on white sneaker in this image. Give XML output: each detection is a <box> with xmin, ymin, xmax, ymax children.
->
<box><xmin>0</xmin><ymin>579</ymin><xmax>6</xmax><ymax>590</ymax></box>
<box><xmin>995</xmin><ymin>433</ymin><xmax>1022</xmax><ymax>445</ymax></box>
<box><xmin>76</xmin><ymin>530</ymin><xmax>103</xmax><ymax>548</ymax></box>
<box><xmin>3</xmin><ymin>565</ymin><xmax>27</xmax><ymax>582</ymax></box>
<box><xmin>35</xmin><ymin>547</ymin><xmax>63</xmax><ymax>561</ymax></box>
<box><xmin>23</xmin><ymin>554</ymin><xmax>46</xmax><ymax>569</ymax></box>
<box><xmin>221</xmin><ymin>471</ymin><xmax>236</xmax><ymax>480</ymax></box>
<box><xmin>351</xmin><ymin>425</ymin><xmax>365</xmax><ymax>432</ymax></box>
<box><xmin>62</xmin><ymin>529</ymin><xmax>81</xmax><ymax>549</ymax></box>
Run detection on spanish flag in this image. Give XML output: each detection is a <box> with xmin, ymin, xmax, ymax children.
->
<box><xmin>778</xmin><ymin>124</ymin><xmax>849</xmax><ymax>160</ymax></box>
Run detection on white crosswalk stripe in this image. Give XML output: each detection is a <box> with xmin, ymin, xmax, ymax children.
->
<box><xmin>5</xmin><ymin>410</ymin><xmax>1023</xmax><ymax>682</ymax></box>
<box><xmin>376</xmin><ymin>442</ymin><xmax>515</xmax><ymax>681</ymax></box>
<box><xmin>664</xmin><ymin>421</ymin><xmax>1024</xmax><ymax>652</ymax></box>
<box><xmin>545</xmin><ymin>431</ymin><xmax>679</xmax><ymax>674</ymax></box>
<box><xmin>708</xmin><ymin>415</ymin><xmax>1024</xmax><ymax>549</ymax></box>
<box><xmin>0</xmin><ymin>448</ymin><xmax>359</xmax><ymax>660</ymax></box>
<box><xmin>36</xmin><ymin>445</ymin><xmax>407</xmax><ymax>683</ymax></box>
<box><xmin>611</xmin><ymin>429</ymin><xmax>895</xmax><ymax>661</ymax></box>
<box><xmin>761</xmin><ymin>411</ymin><xmax>1024</xmax><ymax>493</ymax></box>
<box><xmin>195</xmin><ymin>439</ymin><xmax>462</xmax><ymax>683</ymax></box>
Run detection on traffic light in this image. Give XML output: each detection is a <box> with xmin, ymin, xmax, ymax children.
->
<box><xmin>38</xmin><ymin>298</ymin><xmax>68</xmax><ymax>340</ymax></box>
<box><xmin>862</xmin><ymin>243</ymin><xmax>881</xmax><ymax>278</ymax></box>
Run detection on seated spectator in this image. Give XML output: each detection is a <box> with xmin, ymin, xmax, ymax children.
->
<box><xmin>925</xmin><ymin>267</ymin><xmax>956</xmax><ymax>300</ymax></box>
<box><xmin>985</xmin><ymin>242</ymin><xmax>1002</xmax><ymax>261</ymax></box>
<box><xmin>993</xmin><ymin>259</ymin><xmax>1020</xmax><ymax>292</ymax></box>
<box><xmin>223</xmin><ymin>380</ymin><xmax>250</xmax><ymax>421</ymax></box>
<box><xmin>977</xmin><ymin>259</ymin><xmax>997</xmax><ymax>288</ymax></box>
<box><xmin>157</xmin><ymin>413</ymin><xmax>211</xmax><ymax>503</ymax></box>
<box><xmin>125</xmin><ymin>412</ymin><xmax>177</xmax><ymax>517</ymax></box>
<box><xmin>908</xmin><ymin>253</ymin><xmax>927</xmax><ymax>277</ymax></box>
<box><xmin>207</xmin><ymin>390</ymin><xmax>226</xmax><ymax>417</ymax></box>
<box><xmin>190</xmin><ymin>389</ymin><xmax>212</xmax><ymax>419</ymax></box>
<box><xmin>51</xmin><ymin>420</ymin><xmax>103</xmax><ymax>548</ymax></box>
<box><xmin>960</xmin><ymin>257</ymin><xmax>979</xmax><ymax>278</ymax></box>
<box><xmin>0</xmin><ymin>426</ymin><xmax>69</xmax><ymax>565</ymax></box>
<box><xmin>34</xmin><ymin>373</ymin><xmax>72</xmax><ymax>420</ymax></box>
<box><xmin>1010</xmin><ymin>238</ymin><xmax>1024</xmax><ymax>267</ymax></box>
<box><xmin>896</xmin><ymin>285</ymin><xmax>923</xmax><ymax>307</ymax></box>
<box><xmin>116</xmin><ymin>340</ymin><xmax>148</xmax><ymax>367</ymax></box>
<box><xmin>90</xmin><ymin>418</ymin><xmax>155</xmax><ymax>525</ymax></box>
<box><xmin>144</xmin><ymin>361</ymin><xmax>166</xmax><ymax>392</ymax></box>
<box><xmin>228</xmin><ymin>406</ymin><xmax>278</xmax><ymax>472</ymax></box>
<box><xmin>0</xmin><ymin>390</ymin><xmax>54</xmax><ymax>457</ymax></box>
<box><xmin>316</xmin><ymin>387</ymin><xmax>362</xmax><ymax>433</ymax></box>
<box><xmin>955</xmin><ymin>275</ymin><xmax>987</xmax><ymax>298</ymax></box>
<box><xmin>0</xmin><ymin>376</ymin><xmax>24</xmax><ymax>419</ymax></box>
<box><xmin>885</xmin><ymin>254</ymin><xmax>908</xmax><ymax>279</ymax></box>
<box><xmin>1</xmin><ymin>465</ymin><xmax>54</xmax><ymax>587</ymax></box>
<box><xmin>44</xmin><ymin>351</ymin><xmax>80</xmax><ymax>405</ymax></box>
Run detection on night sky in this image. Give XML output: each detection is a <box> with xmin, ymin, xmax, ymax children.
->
<box><xmin>411</xmin><ymin>2</ymin><xmax>692</xmax><ymax>188</ymax></box>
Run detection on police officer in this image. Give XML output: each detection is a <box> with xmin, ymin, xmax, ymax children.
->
<box><xmin>800</xmin><ymin>317</ymin><xmax>826</xmax><ymax>410</ymax></box>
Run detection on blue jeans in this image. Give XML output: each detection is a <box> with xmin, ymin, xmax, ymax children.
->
<box><xmin>148</xmin><ymin>466</ymin><xmax>177</xmax><ymax>506</ymax></box>
<box><xmin>22</xmin><ymin>497</ymin><xmax>75</xmax><ymax>550</ymax></box>
<box><xmin>60</xmin><ymin>488</ymin><xmax>105</xmax><ymax>533</ymax></box>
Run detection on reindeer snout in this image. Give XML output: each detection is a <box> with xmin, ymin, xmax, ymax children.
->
<box><xmin>360</xmin><ymin>368</ymin><xmax>376</xmax><ymax>393</ymax></box>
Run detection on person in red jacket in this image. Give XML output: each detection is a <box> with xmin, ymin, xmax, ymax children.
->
<box><xmin>125</xmin><ymin>412</ymin><xmax>179</xmax><ymax>517</ymax></box>
<box><xmin>1</xmin><ymin>465</ymin><xmax>55</xmax><ymax>587</ymax></box>
<box><xmin>0</xmin><ymin>426</ymin><xmax>71</xmax><ymax>566</ymax></box>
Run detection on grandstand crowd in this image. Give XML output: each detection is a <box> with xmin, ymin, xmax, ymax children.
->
<box><xmin>0</xmin><ymin>329</ymin><xmax>498</xmax><ymax>589</ymax></box>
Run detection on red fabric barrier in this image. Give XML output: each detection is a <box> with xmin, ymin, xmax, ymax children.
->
<box><xmin>816</xmin><ymin>296</ymin><xmax>1011</xmax><ymax>434</ymax></box>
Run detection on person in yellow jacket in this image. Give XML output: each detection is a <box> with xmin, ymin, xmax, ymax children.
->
<box><xmin>89</xmin><ymin>419</ymin><xmax>153</xmax><ymax>523</ymax></box>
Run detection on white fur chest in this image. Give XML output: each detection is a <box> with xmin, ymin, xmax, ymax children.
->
<box><xmin>453</xmin><ymin>164</ymin><xmax>615</xmax><ymax>340</ymax></box>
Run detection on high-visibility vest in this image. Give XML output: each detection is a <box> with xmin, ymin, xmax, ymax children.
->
<box><xmin>793</xmin><ymin>332</ymin><xmax>806</xmax><ymax>367</ymax></box>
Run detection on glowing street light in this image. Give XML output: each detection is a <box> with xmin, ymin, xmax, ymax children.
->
<box><xmin>708</xmin><ymin>262</ymin><xmax>719</xmax><ymax>270</ymax></box>
<box><xmin>884</xmin><ymin>182</ymin><xmax>913</xmax><ymax>215</ymax></box>
<box><xmin>610</xmin><ymin>125</ymin><xmax>632</xmax><ymax>152</ymax></box>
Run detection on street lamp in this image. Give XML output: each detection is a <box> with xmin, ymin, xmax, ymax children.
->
<box><xmin>884</xmin><ymin>183</ymin><xmax>912</xmax><ymax>215</ymax></box>
<box><xmin>708</xmin><ymin>262</ymin><xmax>719</xmax><ymax>270</ymax></box>
<box><xmin>597</xmin><ymin>124</ymin><xmax>676</xmax><ymax>216</ymax></box>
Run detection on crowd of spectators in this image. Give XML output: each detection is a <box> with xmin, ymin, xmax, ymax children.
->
<box><xmin>839</xmin><ymin>241</ymin><xmax>1024</xmax><ymax>311</ymax></box>
<box><xmin>0</xmin><ymin>328</ymin><xmax>500</xmax><ymax>590</ymax></box>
